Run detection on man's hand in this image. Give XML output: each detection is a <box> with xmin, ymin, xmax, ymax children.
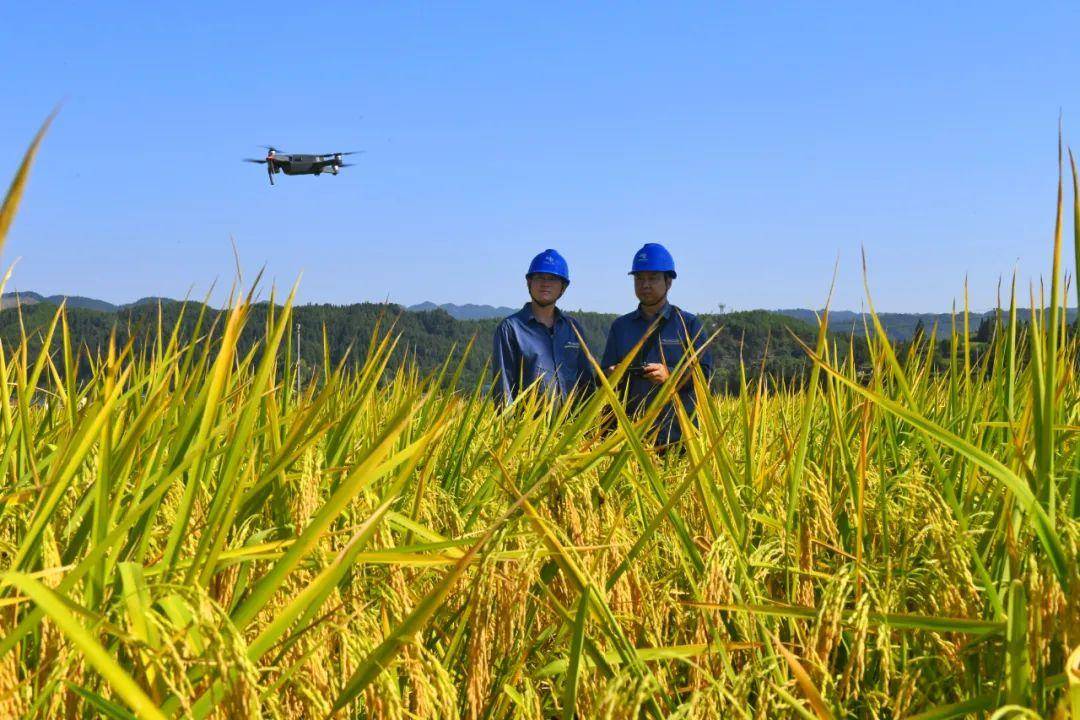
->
<box><xmin>642</xmin><ymin>363</ymin><xmax>669</xmax><ymax>385</ymax></box>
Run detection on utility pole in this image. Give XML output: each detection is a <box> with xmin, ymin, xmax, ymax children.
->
<box><xmin>295</xmin><ymin>322</ymin><xmax>301</xmax><ymax>396</ymax></box>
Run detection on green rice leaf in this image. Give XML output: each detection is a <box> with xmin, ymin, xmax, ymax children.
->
<box><xmin>5</xmin><ymin>573</ymin><xmax>166</xmax><ymax>720</ymax></box>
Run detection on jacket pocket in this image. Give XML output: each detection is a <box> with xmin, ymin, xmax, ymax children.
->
<box><xmin>658</xmin><ymin>336</ymin><xmax>685</xmax><ymax>365</ymax></box>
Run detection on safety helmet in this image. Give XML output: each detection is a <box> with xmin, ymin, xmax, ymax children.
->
<box><xmin>629</xmin><ymin>243</ymin><xmax>676</xmax><ymax>278</ymax></box>
<box><xmin>526</xmin><ymin>248</ymin><xmax>570</xmax><ymax>285</ymax></box>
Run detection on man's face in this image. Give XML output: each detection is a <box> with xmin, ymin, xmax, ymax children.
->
<box><xmin>633</xmin><ymin>271</ymin><xmax>671</xmax><ymax>306</ymax></box>
<box><xmin>527</xmin><ymin>273</ymin><xmax>566</xmax><ymax>307</ymax></box>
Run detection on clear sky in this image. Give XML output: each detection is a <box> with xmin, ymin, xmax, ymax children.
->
<box><xmin>1</xmin><ymin>2</ymin><xmax>1078</xmax><ymax>313</ymax></box>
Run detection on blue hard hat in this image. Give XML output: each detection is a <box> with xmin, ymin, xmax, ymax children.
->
<box><xmin>629</xmin><ymin>243</ymin><xmax>677</xmax><ymax>278</ymax></box>
<box><xmin>526</xmin><ymin>248</ymin><xmax>570</xmax><ymax>285</ymax></box>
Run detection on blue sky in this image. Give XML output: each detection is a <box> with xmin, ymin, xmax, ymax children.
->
<box><xmin>1</xmin><ymin>2</ymin><xmax>1078</xmax><ymax>313</ymax></box>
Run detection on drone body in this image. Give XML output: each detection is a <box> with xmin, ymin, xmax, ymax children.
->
<box><xmin>243</xmin><ymin>147</ymin><xmax>360</xmax><ymax>185</ymax></box>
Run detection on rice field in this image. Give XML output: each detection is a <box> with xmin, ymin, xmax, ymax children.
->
<box><xmin>0</xmin><ymin>119</ymin><xmax>1078</xmax><ymax>719</ymax></box>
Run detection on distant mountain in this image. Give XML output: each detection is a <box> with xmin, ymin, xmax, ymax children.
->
<box><xmin>1</xmin><ymin>292</ymin><xmax>117</xmax><ymax>312</ymax></box>
<box><xmin>124</xmin><ymin>297</ymin><xmax>182</xmax><ymax>308</ymax></box>
<box><xmin>54</xmin><ymin>295</ymin><xmax>119</xmax><ymax>312</ymax></box>
<box><xmin>2</xmin><ymin>292</ymin><xmax>1072</xmax><ymax>341</ymax></box>
<box><xmin>407</xmin><ymin>302</ymin><xmax>518</xmax><ymax>320</ymax></box>
<box><xmin>0</xmin><ymin>292</ymin><xmax>189</xmax><ymax>312</ymax></box>
<box><xmin>776</xmin><ymin>309</ymin><xmax>951</xmax><ymax>340</ymax></box>
<box><xmin>0</xmin><ymin>291</ymin><xmax>41</xmax><ymax>310</ymax></box>
<box><xmin>775</xmin><ymin>308</ymin><xmax>1078</xmax><ymax>340</ymax></box>
<box><xmin>1</xmin><ymin>294</ymin><xmax>520</xmax><ymax>320</ymax></box>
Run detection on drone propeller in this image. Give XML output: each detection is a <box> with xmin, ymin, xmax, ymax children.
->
<box><xmin>242</xmin><ymin>158</ymin><xmax>268</xmax><ymax>164</ymax></box>
<box><xmin>337</xmin><ymin>163</ymin><xmax>356</xmax><ymax>167</ymax></box>
<box><xmin>260</xmin><ymin>145</ymin><xmax>280</xmax><ymax>153</ymax></box>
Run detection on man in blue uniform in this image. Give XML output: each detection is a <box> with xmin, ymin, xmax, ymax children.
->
<box><xmin>492</xmin><ymin>249</ymin><xmax>594</xmax><ymax>405</ymax></box>
<box><xmin>601</xmin><ymin>243</ymin><xmax>712</xmax><ymax>445</ymax></box>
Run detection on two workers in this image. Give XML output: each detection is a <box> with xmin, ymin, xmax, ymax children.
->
<box><xmin>492</xmin><ymin>243</ymin><xmax>712</xmax><ymax>444</ymax></box>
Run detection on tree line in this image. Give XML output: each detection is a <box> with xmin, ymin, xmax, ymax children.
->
<box><xmin>0</xmin><ymin>301</ymin><xmax>874</xmax><ymax>392</ymax></box>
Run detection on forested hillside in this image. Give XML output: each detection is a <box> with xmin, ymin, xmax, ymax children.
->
<box><xmin>0</xmin><ymin>300</ymin><xmax>858</xmax><ymax>391</ymax></box>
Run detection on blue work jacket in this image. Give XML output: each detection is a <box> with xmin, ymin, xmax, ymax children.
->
<box><xmin>601</xmin><ymin>303</ymin><xmax>712</xmax><ymax>443</ymax></box>
<box><xmin>492</xmin><ymin>304</ymin><xmax>594</xmax><ymax>405</ymax></box>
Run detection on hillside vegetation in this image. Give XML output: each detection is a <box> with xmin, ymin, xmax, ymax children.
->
<box><xmin>0</xmin><ymin>301</ymin><xmax>842</xmax><ymax>392</ymax></box>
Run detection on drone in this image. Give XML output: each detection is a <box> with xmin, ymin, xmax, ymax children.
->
<box><xmin>243</xmin><ymin>146</ymin><xmax>361</xmax><ymax>185</ymax></box>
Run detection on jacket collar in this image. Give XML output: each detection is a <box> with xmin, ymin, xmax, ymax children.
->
<box><xmin>634</xmin><ymin>301</ymin><xmax>673</xmax><ymax>321</ymax></box>
<box><xmin>517</xmin><ymin>302</ymin><xmax>563</xmax><ymax>326</ymax></box>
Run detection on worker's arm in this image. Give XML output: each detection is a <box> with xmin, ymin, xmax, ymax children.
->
<box><xmin>491</xmin><ymin>322</ymin><xmax>518</xmax><ymax>406</ymax></box>
<box><xmin>600</xmin><ymin>323</ymin><xmax>620</xmax><ymax>376</ymax></box>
